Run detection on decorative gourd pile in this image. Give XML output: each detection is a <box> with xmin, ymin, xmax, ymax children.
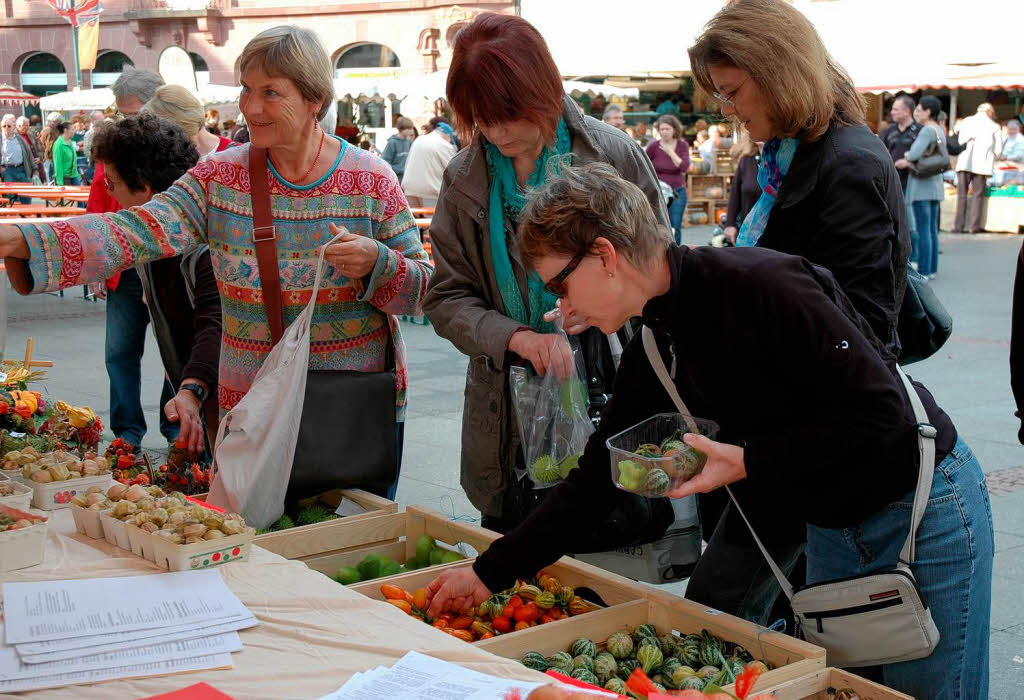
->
<box><xmin>3</xmin><ymin>447</ymin><xmax>110</xmax><ymax>482</ymax></box>
<box><xmin>375</xmin><ymin>570</ymin><xmax>595</xmax><ymax>641</ymax></box>
<box><xmin>615</xmin><ymin>431</ymin><xmax>707</xmax><ymax>496</ymax></box>
<box><xmin>0</xmin><ymin>481</ymin><xmax>16</xmax><ymax>497</ymax></box>
<box><xmin>519</xmin><ymin>624</ymin><xmax>769</xmax><ymax>694</ymax></box>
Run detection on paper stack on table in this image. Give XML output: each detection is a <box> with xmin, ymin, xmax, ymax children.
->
<box><xmin>317</xmin><ymin>651</ymin><xmax>616</xmax><ymax>700</ymax></box>
<box><xmin>0</xmin><ymin>570</ymin><xmax>257</xmax><ymax>693</ymax></box>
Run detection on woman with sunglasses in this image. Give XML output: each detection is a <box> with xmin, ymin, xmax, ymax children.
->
<box><xmin>426</xmin><ymin>162</ymin><xmax>991</xmax><ymax>700</ymax></box>
<box><xmin>682</xmin><ymin>0</ymin><xmax>916</xmax><ymax>630</ymax></box>
<box><xmin>422</xmin><ymin>12</ymin><xmax>669</xmax><ymax>534</ymax></box>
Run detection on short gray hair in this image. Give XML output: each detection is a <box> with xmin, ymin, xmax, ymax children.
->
<box><xmin>519</xmin><ymin>161</ymin><xmax>671</xmax><ymax>269</ymax></box>
<box><xmin>602</xmin><ymin>104</ymin><xmax>623</xmax><ymax>121</ymax></box>
<box><xmin>112</xmin><ymin>67</ymin><xmax>165</xmax><ymax>104</ymax></box>
<box><xmin>239</xmin><ymin>26</ymin><xmax>335</xmax><ymax>121</ymax></box>
<box><xmin>1</xmin><ymin>114</ymin><xmax>15</xmax><ymax>126</ymax></box>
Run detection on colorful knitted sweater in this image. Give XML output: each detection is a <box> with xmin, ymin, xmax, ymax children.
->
<box><xmin>14</xmin><ymin>138</ymin><xmax>432</xmax><ymax>420</ymax></box>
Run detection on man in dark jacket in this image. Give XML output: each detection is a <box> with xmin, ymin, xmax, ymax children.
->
<box><xmin>882</xmin><ymin>95</ymin><xmax>920</xmax><ymax>264</ymax></box>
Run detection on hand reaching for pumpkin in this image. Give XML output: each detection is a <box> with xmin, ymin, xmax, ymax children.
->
<box><xmin>665</xmin><ymin>433</ymin><xmax>746</xmax><ymax>500</ymax></box>
<box><xmin>425</xmin><ymin>567</ymin><xmax>492</xmax><ymax>620</ymax></box>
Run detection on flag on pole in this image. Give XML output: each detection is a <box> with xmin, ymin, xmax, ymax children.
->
<box><xmin>46</xmin><ymin>0</ymin><xmax>103</xmax><ymax>27</ymax></box>
<box><xmin>78</xmin><ymin>18</ymin><xmax>100</xmax><ymax>70</ymax></box>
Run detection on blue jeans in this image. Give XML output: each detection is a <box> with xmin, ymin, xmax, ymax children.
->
<box><xmin>904</xmin><ymin>196</ymin><xmax>917</xmax><ymax>265</ymax></box>
<box><xmin>386</xmin><ymin>421</ymin><xmax>406</xmax><ymax>501</ymax></box>
<box><xmin>105</xmin><ymin>268</ymin><xmax>178</xmax><ymax>446</ymax></box>
<box><xmin>668</xmin><ymin>187</ymin><xmax>687</xmax><ymax>244</ymax></box>
<box><xmin>806</xmin><ymin>437</ymin><xmax>993</xmax><ymax>699</ymax></box>
<box><xmin>912</xmin><ymin>200</ymin><xmax>940</xmax><ymax>276</ymax></box>
<box><xmin>1</xmin><ymin>163</ymin><xmax>31</xmax><ymax>204</ymax></box>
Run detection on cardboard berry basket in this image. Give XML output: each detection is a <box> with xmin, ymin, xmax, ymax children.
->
<box><xmin>191</xmin><ymin>489</ymin><xmax>397</xmax><ymax>560</ymax></box>
<box><xmin>755</xmin><ymin>666</ymin><xmax>913</xmax><ymax>699</ymax></box>
<box><xmin>24</xmin><ymin>473</ymin><xmax>113</xmax><ymax>510</ymax></box>
<box><xmin>125</xmin><ymin>520</ymin><xmax>256</xmax><ymax>572</ymax></box>
<box><xmin>476</xmin><ymin>593</ymin><xmax>826</xmax><ymax>698</ymax></box>
<box><xmin>0</xmin><ymin>478</ymin><xmax>32</xmax><ymax>511</ymax></box>
<box><xmin>302</xmin><ymin>506</ymin><xmax>500</xmax><ymax>584</ymax></box>
<box><xmin>70</xmin><ymin>502</ymin><xmax>105</xmax><ymax>539</ymax></box>
<box><xmin>0</xmin><ymin>504</ymin><xmax>48</xmax><ymax>572</ymax></box>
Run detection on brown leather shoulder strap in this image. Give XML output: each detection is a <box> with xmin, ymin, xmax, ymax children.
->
<box><xmin>249</xmin><ymin>145</ymin><xmax>284</xmax><ymax>344</ymax></box>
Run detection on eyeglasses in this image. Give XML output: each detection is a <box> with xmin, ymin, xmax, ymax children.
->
<box><xmin>543</xmin><ymin>253</ymin><xmax>585</xmax><ymax>298</ymax></box>
<box><xmin>712</xmin><ymin>77</ymin><xmax>749</xmax><ymax>108</ymax></box>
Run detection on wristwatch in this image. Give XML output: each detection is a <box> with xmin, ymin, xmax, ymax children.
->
<box><xmin>180</xmin><ymin>382</ymin><xmax>208</xmax><ymax>403</ymax></box>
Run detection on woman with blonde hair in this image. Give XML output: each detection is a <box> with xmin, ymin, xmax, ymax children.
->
<box><xmin>0</xmin><ymin>25</ymin><xmax>432</xmax><ymax>505</ymax></box>
<box><xmin>145</xmin><ymin>84</ymin><xmax>234</xmax><ymax>157</ymax></box>
<box><xmin>685</xmin><ymin>0</ymin><xmax>917</xmax><ymax>630</ymax></box>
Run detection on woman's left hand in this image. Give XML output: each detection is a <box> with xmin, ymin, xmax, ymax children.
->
<box><xmin>665</xmin><ymin>433</ymin><xmax>746</xmax><ymax>499</ymax></box>
<box><xmin>324</xmin><ymin>223</ymin><xmax>379</xmax><ymax>279</ymax></box>
<box><xmin>894</xmin><ymin>158</ymin><xmax>909</xmax><ymax>170</ymax></box>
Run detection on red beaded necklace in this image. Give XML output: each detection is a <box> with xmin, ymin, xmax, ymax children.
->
<box><xmin>271</xmin><ymin>122</ymin><xmax>325</xmax><ymax>184</ymax></box>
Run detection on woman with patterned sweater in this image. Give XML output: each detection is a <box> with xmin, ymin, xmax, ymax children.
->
<box><xmin>0</xmin><ymin>26</ymin><xmax>432</xmax><ymax>500</ymax></box>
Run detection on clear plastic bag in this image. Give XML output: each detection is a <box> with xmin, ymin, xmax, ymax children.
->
<box><xmin>509</xmin><ymin>324</ymin><xmax>594</xmax><ymax>489</ymax></box>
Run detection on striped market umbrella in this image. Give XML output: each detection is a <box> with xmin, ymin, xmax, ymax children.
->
<box><xmin>0</xmin><ymin>84</ymin><xmax>40</xmax><ymax>106</ymax></box>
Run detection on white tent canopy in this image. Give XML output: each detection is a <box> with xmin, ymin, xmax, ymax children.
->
<box><xmin>521</xmin><ymin>0</ymin><xmax>721</xmax><ymax>78</ymax></box>
<box><xmin>522</xmin><ymin>0</ymin><xmax>1022</xmax><ymax>94</ymax></box>
<box><xmin>333</xmin><ymin>71</ymin><xmax>637</xmax><ymax>103</ymax></box>
<box><xmin>39</xmin><ymin>84</ymin><xmax>241</xmax><ymax>112</ymax></box>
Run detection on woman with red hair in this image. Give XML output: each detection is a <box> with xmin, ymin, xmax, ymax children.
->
<box><xmin>422</xmin><ymin>12</ymin><xmax>670</xmax><ymax>534</ymax></box>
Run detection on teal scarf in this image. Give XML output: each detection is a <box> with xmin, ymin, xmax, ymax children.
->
<box><xmin>485</xmin><ymin>119</ymin><xmax>572</xmax><ymax>332</ymax></box>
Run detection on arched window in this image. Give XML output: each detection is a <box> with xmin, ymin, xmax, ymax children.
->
<box><xmin>189</xmin><ymin>52</ymin><xmax>210</xmax><ymax>87</ymax></box>
<box><xmin>335</xmin><ymin>43</ymin><xmax>400</xmax><ymax>73</ymax></box>
<box><xmin>19</xmin><ymin>53</ymin><xmax>68</xmax><ymax>96</ymax></box>
<box><xmin>91</xmin><ymin>51</ymin><xmax>133</xmax><ymax>88</ymax></box>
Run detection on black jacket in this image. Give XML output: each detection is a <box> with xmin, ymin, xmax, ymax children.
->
<box><xmin>760</xmin><ymin>122</ymin><xmax>911</xmax><ymax>361</ymax></box>
<box><xmin>473</xmin><ymin>245</ymin><xmax>955</xmax><ymax>593</ymax></box>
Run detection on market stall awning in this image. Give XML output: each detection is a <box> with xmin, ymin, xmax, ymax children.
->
<box><xmin>0</xmin><ymin>84</ymin><xmax>40</xmax><ymax>106</ymax></box>
<box><xmin>39</xmin><ymin>84</ymin><xmax>243</xmax><ymax>113</ymax></box>
<box><xmin>40</xmin><ymin>88</ymin><xmax>114</xmax><ymax>112</ymax></box>
<box><xmin>520</xmin><ymin>0</ymin><xmax>722</xmax><ymax>77</ymax></box>
<box><xmin>792</xmin><ymin>0</ymin><xmax>1020</xmax><ymax>94</ymax></box>
<box><xmin>334</xmin><ymin>71</ymin><xmax>639</xmax><ymax>103</ymax></box>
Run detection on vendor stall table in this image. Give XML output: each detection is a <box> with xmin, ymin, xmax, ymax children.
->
<box><xmin>0</xmin><ymin>206</ymin><xmax>83</xmax><ymax>218</ymax></box>
<box><xmin>0</xmin><ymin>509</ymin><xmax>549</xmax><ymax>699</ymax></box>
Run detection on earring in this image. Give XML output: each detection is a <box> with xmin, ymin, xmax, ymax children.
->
<box><xmin>608</xmin><ymin>272</ymin><xmax>614</xmax><ymax>279</ymax></box>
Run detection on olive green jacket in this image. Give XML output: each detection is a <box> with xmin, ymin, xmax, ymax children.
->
<box><xmin>422</xmin><ymin>95</ymin><xmax>670</xmax><ymax>516</ymax></box>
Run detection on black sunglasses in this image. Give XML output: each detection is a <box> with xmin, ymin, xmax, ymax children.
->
<box><xmin>543</xmin><ymin>252</ymin><xmax>585</xmax><ymax>297</ymax></box>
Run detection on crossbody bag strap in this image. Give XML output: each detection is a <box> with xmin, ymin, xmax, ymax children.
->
<box><xmin>641</xmin><ymin>327</ymin><xmax>795</xmax><ymax>599</ymax></box>
<box><xmin>896</xmin><ymin>366</ymin><xmax>936</xmax><ymax>565</ymax></box>
<box><xmin>249</xmin><ymin>146</ymin><xmax>284</xmax><ymax>345</ymax></box>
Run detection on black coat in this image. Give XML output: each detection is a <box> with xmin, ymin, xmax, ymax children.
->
<box><xmin>759</xmin><ymin>122</ymin><xmax>911</xmax><ymax>361</ymax></box>
<box><xmin>472</xmin><ymin>246</ymin><xmax>954</xmax><ymax>593</ymax></box>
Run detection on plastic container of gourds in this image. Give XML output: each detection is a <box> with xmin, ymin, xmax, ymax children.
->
<box><xmin>606</xmin><ymin>413</ymin><xmax>719</xmax><ymax>497</ymax></box>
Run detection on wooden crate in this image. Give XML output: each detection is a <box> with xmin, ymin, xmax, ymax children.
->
<box><xmin>478</xmin><ymin>595</ymin><xmax>825</xmax><ymax>697</ymax></box>
<box><xmin>714</xmin><ymin>149</ymin><xmax>735</xmax><ymax>175</ymax></box>
<box><xmin>252</xmin><ymin>489</ymin><xmax>399</xmax><ymax>560</ymax></box>
<box><xmin>350</xmin><ymin>550</ymin><xmax>651</xmax><ymax>610</ymax></box>
<box><xmin>688</xmin><ymin>174</ymin><xmax>730</xmax><ymax>201</ymax></box>
<box><xmin>303</xmin><ymin>505</ymin><xmax>500</xmax><ymax>582</ymax></box>
<box><xmin>758</xmin><ymin>667</ymin><xmax>913</xmax><ymax>699</ymax></box>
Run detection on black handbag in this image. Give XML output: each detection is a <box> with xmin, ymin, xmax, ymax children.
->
<box><xmin>897</xmin><ymin>267</ymin><xmax>953</xmax><ymax>365</ymax></box>
<box><xmin>906</xmin><ymin>126</ymin><xmax>949</xmax><ymax>178</ymax></box>
<box><xmin>249</xmin><ymin>146</ymin><xmax>397</xmax><ymax>501</ymax></box>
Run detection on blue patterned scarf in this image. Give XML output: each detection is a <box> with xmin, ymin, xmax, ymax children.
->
<box><xmin>485</xmin><ymin>119</ymin><xmax>572</xmax><ymax>332</ymax></box>
<box><xmin>736</xmin><ymin>137</ymin><xmax>799</xmax><ymax>247</ymax></box>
